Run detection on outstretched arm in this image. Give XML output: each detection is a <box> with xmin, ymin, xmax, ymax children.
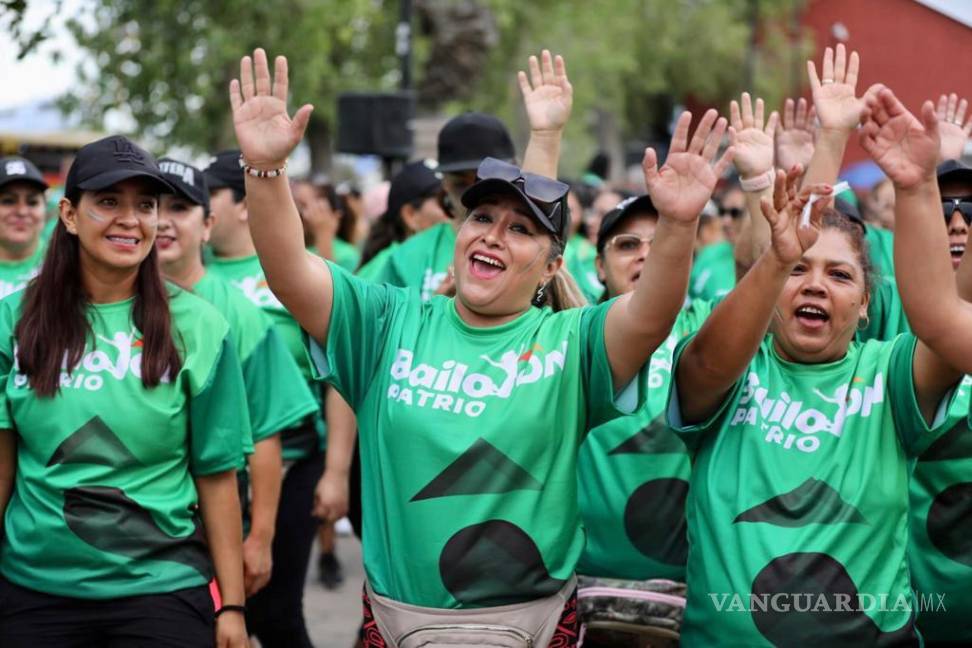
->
<box><xmin>519</xmin><ymin>50</ymin><xmax>572</xmax><ymax>179</ymax></box>
<box><xmin>604</xmin><ymin>110</ymin><xmax>733</xmax><ymax>388</ymax></box>
<box><xmin>676</xmin><ymin>173</ymin><xmax>831</xmax><ymax>424</ymax></box>
<box><xmin>861</xmin><ymin>87</ymin><xmax>972</xmax><ymax>374</ymax></box>
<box><xmin>230</xmin><ymin>49</ymin><xmax>333</xmax><ymax>344</ymax></box>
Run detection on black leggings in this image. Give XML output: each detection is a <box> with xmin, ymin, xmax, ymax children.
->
<box><xmin>0</xmin><ymin>577</ymin><xmax>214</xmax><ymax>647</ymax></box>
<box><xmin>246</xmin><ymin>450</ymin><xmax>325</xmax><ymax>648</ymax></box>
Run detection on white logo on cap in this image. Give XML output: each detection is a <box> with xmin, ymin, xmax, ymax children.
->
<box><xmin>423</xmin><ymin>158</ymin><xmax>438</xmax><ymax>170</ymax></box>
<box><xmin>5</xmin><ymin>161</ymin><xmax>27</xmax><ymax>176</ymax></box>
<box><xmin>159</xmin><ymin>160</ymin><xmax>195</xmax><ymax>187</ymax></box>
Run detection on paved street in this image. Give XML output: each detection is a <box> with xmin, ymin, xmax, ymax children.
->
<box><xmin>305</xmin><ymin>532</ymin><xmax>365</xmax><ymax>647</ymax></box>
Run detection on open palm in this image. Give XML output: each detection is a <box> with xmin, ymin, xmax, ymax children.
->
<box><xmin>776</xmin><ymin>97</ymin><xmax>816</xmax><ymax>172</ymax></box>
<box><xmin>807</xmin><ymin>44</ymin><xmax>876</xmax><ymax>132</ymax></box>
<box><xmin>229</xmin><ymin>49</ymin><xmax>313</xmax><ymax>167</ymax></box>
<box><xmin>860</xmin><ymin>89</ymin><xmax>939</xmax><ymax>190</ymax></box>
<box><xmin>934</xmin><ymin>93</ymin><xmax>972</xmax><ymax>162</ymax></box>
<box><xmin>518</xmin><ymin>50</ymin><xmax>573</xmax><ymax>133</ymax></box>
<box><xmin>729</xmin><ymin>92</ymin><xmax>777</xmax><ymax>177</ymax></box>
<box><xmin>644</xmin><ymin>109</ymin><xmax>733</xmax><ymax>223</ymax></box>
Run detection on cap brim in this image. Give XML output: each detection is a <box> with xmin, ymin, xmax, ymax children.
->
<box><xmin>461</xmin><ymin>178</ymin><xmax>558</xmax><ymax>234</ymax></box>
<box><xmin>78</xmin><ymin>168</ymin><xmax>175</xmax><ymax>195</ymax></box>
<box><xmin>438</xmin><ymin>157</ymin><xmax>514</xmax><ymax>174</ymax></box>
<box><xmin>937</xmin><ymin>166</ymin><xmax>972</xmax><ymax>186</ymax></box>
<box><xmin>0</xmin><ymin>177</ymin><xmax>48</xmax><ymax>192</ymax></box>
<box><xmin>597</xmin><ymin>196</ymin><xmax>658</xmax><ymax>250</ymax></box>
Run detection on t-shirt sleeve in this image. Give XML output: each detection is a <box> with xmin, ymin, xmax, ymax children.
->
<box><xmin>887</xmin><ymin>334</ymin><xmax>964</xmax><ymax>456</ymax></box>
<box><xmin>189</xmin><ymin>335</ymin><xmax>249</xmax><ymax>476</ymax></box>
<box><xmin>580</xmin><ymin>300</ymin><xmax>649</xmax><ymax>429</ymax></box>
<box><xmin>0</xmin><ymin>298</ymin><xmax>16</xmax><ymax>430</ymax></box>
<box><xmin>306</xmin><ymin>262</ymin><xmax>405</xmax><ymax>409</ymax></box>
<box><xmin>665</xmin><ymin>331</ymin><xmax>747</xmax><ymax>450</ymax></box>
<box><xmin>242</xmin><ymin>325</ymin><xmax>318</xmax><ymax>442</ymax></box>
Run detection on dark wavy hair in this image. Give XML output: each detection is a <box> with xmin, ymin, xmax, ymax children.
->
<box><xmin>15</xmin><ymin>200</ymin><xmax>182</xmax><ymax>397</ymax></box>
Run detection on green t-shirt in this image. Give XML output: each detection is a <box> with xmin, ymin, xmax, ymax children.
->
<box><xmin>309</xmin><ymin>264</ymin><xmax>646</xmax><ymax>608</ymax></box>
<box><xmin>193</xmin><ymin>272</ymin><xmax>318</xmax><ymax>451</ymax></box>
<box><xmin>356</xmin><ymin>243</ymin><xmax>399</xmax><ymax>282</ymax></box>
<box><xmin>373</xmin><ymin>221</ymin><xmax>456</xmax><ymax>301</ymax></box>
<box><xmin>858</xmin><ymin>276</ymin><xmax>910</xmax><ymax>343</ymax></box>
<box><xmin>866</xmin><ymin>226</ymin><xmax>895</xmax><ymax>280</ymax></box>
<box><xmin>667</xmin><ymin>334</ymin><xmax>962</xmax><ymax>646</ymax></box>
<box><xmin>564</xmin><ymin>234</ymin><xmax>601</xmax><ymax>305</ymax></box>
<box><xmin>908</xmin><ymin>375</ymin><xmax>972</xmax><ymax>642</ymax></box>
<box><xmin>0</xmin><ymin>289</ymin><xmax>249</xmax><ymax>599</ymax></box>
<box><xmin>577</xmin><ymin>300</ymin><xmax>712</xmax><ymax>580</ymax></box>
<box><xmin>207</xmin><ymin>253</ymin><xmax>325</xmax><ymax>459</ymax></box>
<box><xmin>689</xmin><ymin>241</ymin><xmax>735</xmax><ymax>303</ymax></box>
<box><xmin>0</xmin><ymin>245</ymin><xmax>45</xmax><ymax>300</ymax></box>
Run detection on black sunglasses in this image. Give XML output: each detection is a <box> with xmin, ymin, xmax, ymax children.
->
<box><xmin>943</xmin><ymin>198</ymin><xmax>972</xmax><ymax>226</ymax></box>
<box><xmin>720</xmin><ymin>207</ymin><xmax>745</xmax><ymax>219</ymax></box>
<box><xmin>476</xmin><ymin>158</ymin><xmax>569</xmax><ymax>233</ymax></box>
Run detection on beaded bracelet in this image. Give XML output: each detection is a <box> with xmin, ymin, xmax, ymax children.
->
<box><xmin>238</xmin><ymin>156</ymin><xmax>287</xmax><ymax>178</ymax></box>
<box><xmin>215</xmin><ymin>604</ymin><xmax>247</xmax><ymax>618</ymax></box>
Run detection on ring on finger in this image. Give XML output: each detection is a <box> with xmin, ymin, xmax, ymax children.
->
<box><xmin>822</xmin><ymin>79</ymin><xmax>835</xmax><ymax>85</ymax></box>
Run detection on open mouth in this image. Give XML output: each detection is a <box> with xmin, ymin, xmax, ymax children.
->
<box><xmin>794</xmin><ymin>304</ymin><xmax>830</xmax><ymax>329</ymax></box>
<box><xmin>107</xmin><ymin>235</ymin><xmax>140</xmax><ymax>249</ymax></box>
<box><xmin>469</xmin><ymin>252</ymin><xmax>506</xmax><ymax>280</ymax></box>
<box><xmin>630</xmin><ymin>271</ymin><xmax>641</xmax><ymax>284</ymax></box>
<box><xmin>950</xmin><ymin>243</ymin><xmax>966</xmax><ymax>261</ymax></box>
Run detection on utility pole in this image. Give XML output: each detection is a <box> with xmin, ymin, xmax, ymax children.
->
<box><xmin>397</xmin><ymin>0</ymin><xmax>413</xmax><ymax>91</ymax></box>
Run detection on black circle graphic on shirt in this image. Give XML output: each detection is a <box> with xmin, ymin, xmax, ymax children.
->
<box><xmin>927</xmin><ymin>481</ymin><xmax>972</xmax><ymax>567</ymax></box>
<box><xmin>439</xmin><ymin>520</ymin><xmax>565</xmax><ymax>607</ymax></box>
<box><xmin>750</xmin><ymin>552</ymin><xmax>917</xmax><ymax>647</ymax></box>
<box><xmin>623</xmin><ymin>478</ymin><xmax>688</xmax><ymax>565</ymax></box>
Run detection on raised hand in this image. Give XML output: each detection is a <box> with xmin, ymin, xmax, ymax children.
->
<box><xmin>776</xmin><ymin>97</ymin><xmax>816</xmax><ymax>171</ymax></box>
<box><xmin>860</xmin><ymin>88</ymin><xmax>940</xmax><ymax>190</ymax></box>
<box><xmin>644</xmin><ymin>110</ymin><xmax>733</xmax><ymax>223</ymax></box>
<box><xmin>518</xmin><ymin>50</ymin><xmax>573</xmax><ymax>133</ymax></box>
<box><xmin>807</xmin><ymin>44</ymin><xmax>880</xmax><ymax>133</ymax></box>
<box><xmin>761</xmin><ymin>167</ymin><xmax>830</xmax><ymax>266</ymax></box>
<box><xmin>229</xmin><ymin>48</ymin><xmax>313</xmax><ymax>168</ymax></box>
<box><xmin>935</xmin><ymin>93</ymin><xmax>972</xmax><ymax>162</ymax></box>
<box><xmin>729</xmin><ymin>92</ymin><xmax>778</xmax><ymax>178</ymax></box>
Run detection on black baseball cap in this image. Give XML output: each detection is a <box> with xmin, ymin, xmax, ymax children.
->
<box><xmin>937</xmin><ymin>159</ymin><xmax>972</xmax><ymax>189</ymax></box>
<box><xmin>437</xmin><ymin>112</ymin><xmax>515</xmax><ymax>173</ymax></box>
<box><xmin>597</xmin><ymin>195</ymin><xmax>657</xmax><ymax>252</ymax></box>
<box><xmin>833</xmin><ymin>196</ymin><xmax>867</xmax><ymax>232</ymax></box>
<box><xmin>158</xmin><ymin>158</ymin><xmax>210</xmax><ymax>213</ymax></box>
<box><xmin>461</xmin><ymin>157</ymin><xmax>569</xmax><ymax>240</ymax></box>
<box><xmin>64</xmin><ymin>135</ymin><xmax>173</xmax><ymax>199</ymax></box>
<box><xmin>0</xmin><ymin>156</ymin><xmax>48</xmax><ymax>191</ymax></box>
<box><xmin>204</xmin><ymin>149</ymin><xmax>246</xmax><ymax>197</ymax></box>
<box><xmin>385</xmin><ymin>159</ymin><xmax>442</xmax><ymax>220</ymax></box>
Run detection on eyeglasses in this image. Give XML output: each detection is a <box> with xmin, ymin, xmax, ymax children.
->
<box><xmin>605</xmin><ymin>234</ymin><xmax>652</xmax><ymax>255</ymax></box>
<box><xmin>476</xmin><ymin>158</ymin><xmax>569</xmax><ymax>234</ymax></box>
<box><xmin>943</xmin><ymin>198</ymin><xmax>972</xmax><ymax>226</ymax></box>
<box><xmin>720</xmin><ymin>207</ymin><xmax>745</xmax><ymax>219</ymax></box>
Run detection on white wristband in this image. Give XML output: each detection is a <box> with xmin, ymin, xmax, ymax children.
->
<box><xmin>739</xmin><ymin>170</ymin><xmax>775</xmax><ymax>193</ymax></box>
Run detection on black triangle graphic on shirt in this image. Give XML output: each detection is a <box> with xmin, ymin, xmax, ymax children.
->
<box><xmin>919</xmin><ymin>418</ymin><xmax>972</xmax><ymax>462</ymax></box>
<box><xmin>733</xmin><ymin>478</ymin><xmax>867</xmax><ymax>527</ymax></box>
<box><xmin>411</xmin><ymin>437</ymin><xmax>542</xmax><ymax>502</ymax></box>
<box><xmin>47</xmin><ymin>416</ymin><xmax>141</xmax><ymax>468</ymax></box>
<box><xmin>608</xmin><ymin>415</ymin><xmax>686</xmax><ymax>455</ymax></box>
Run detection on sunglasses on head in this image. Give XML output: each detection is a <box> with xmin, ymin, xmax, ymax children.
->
<box><xmin>476</xmin><ymin>158</ymin><xmax>569</xmax><ymax>231</ymax></box>
<box><xmin>943</xmin><ymin>198</ymin><xmax>972</xmax><ymax>226</ymax></box>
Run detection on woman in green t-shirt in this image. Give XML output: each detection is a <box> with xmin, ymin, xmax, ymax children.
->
<box><xmin>0</xmin><ymin>156</ymin><xmax>49</xmax><ymax>299</ymax></box>
<box><xmin>668</xmin><ymin>162</ymin><xmax>965</xmax><ymax>646</ymax></box>
<box><xmin>0</xmin><ymin>136</ymin><xmax>250</xmax><ymax>647</ymax></box>
<box><xmin>228</xmin><ymin>48</ymin><xmax>731</xmax><ymax>646</ymax></box>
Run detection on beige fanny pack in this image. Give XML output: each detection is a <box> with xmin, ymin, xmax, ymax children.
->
<box><xmin>365</xmin><ymin>576</ymin><xmax>576</xmax><ymax>648</ymax></box>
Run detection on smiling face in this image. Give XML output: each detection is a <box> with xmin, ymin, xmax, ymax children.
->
<box><xmin>0</xmin><ymin>181</ymin><xmax>46</xmax><ymax>257</ymax></box>
<box><xmin>771</xmin><ymin>225</ymin><xmax>870</xmax><ymax>364</ymax></box>
<box><xmin>61</xmin><ymin>177</ymin><xmax>160</xmax><ymax>276</ymax></box>
<box><xmin>939</xmin><ymin>176</ymin><xmax>972</xmax><ymax>270</ymax></box>
<box><xmin>596</xmin><ymin>213</ymin><xmax>658</xmax><ymax>299</ymax></box>
<box><xmin>453</xmin><ymin>194</ymin><xmax>562</xmax><ymax>322</ymax></box>
<box><xmin>156</xmin><ymin>193</ymin><xmax>210</xmax><ymax>271</ymax></box>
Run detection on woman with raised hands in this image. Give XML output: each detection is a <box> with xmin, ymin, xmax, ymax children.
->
<box><xmin>667</xmin><ymin>161</ymin><xmax>965</xmax><ymax>645</ymax></box>
<box><xmin>861</xmin><ymin>88</ymin><xmax>972</xmax><ymax>646</ymax></box>
<box><xmin>229</xmin><ymin>48</ymin><xmax>730</xmax><ymax>646</ymax></box>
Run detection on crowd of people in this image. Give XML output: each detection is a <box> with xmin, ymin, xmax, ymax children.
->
<box><xmin>0</xmin><ymin>40</ymin><xmax>969</xmax><ymax>648</ymax></box>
